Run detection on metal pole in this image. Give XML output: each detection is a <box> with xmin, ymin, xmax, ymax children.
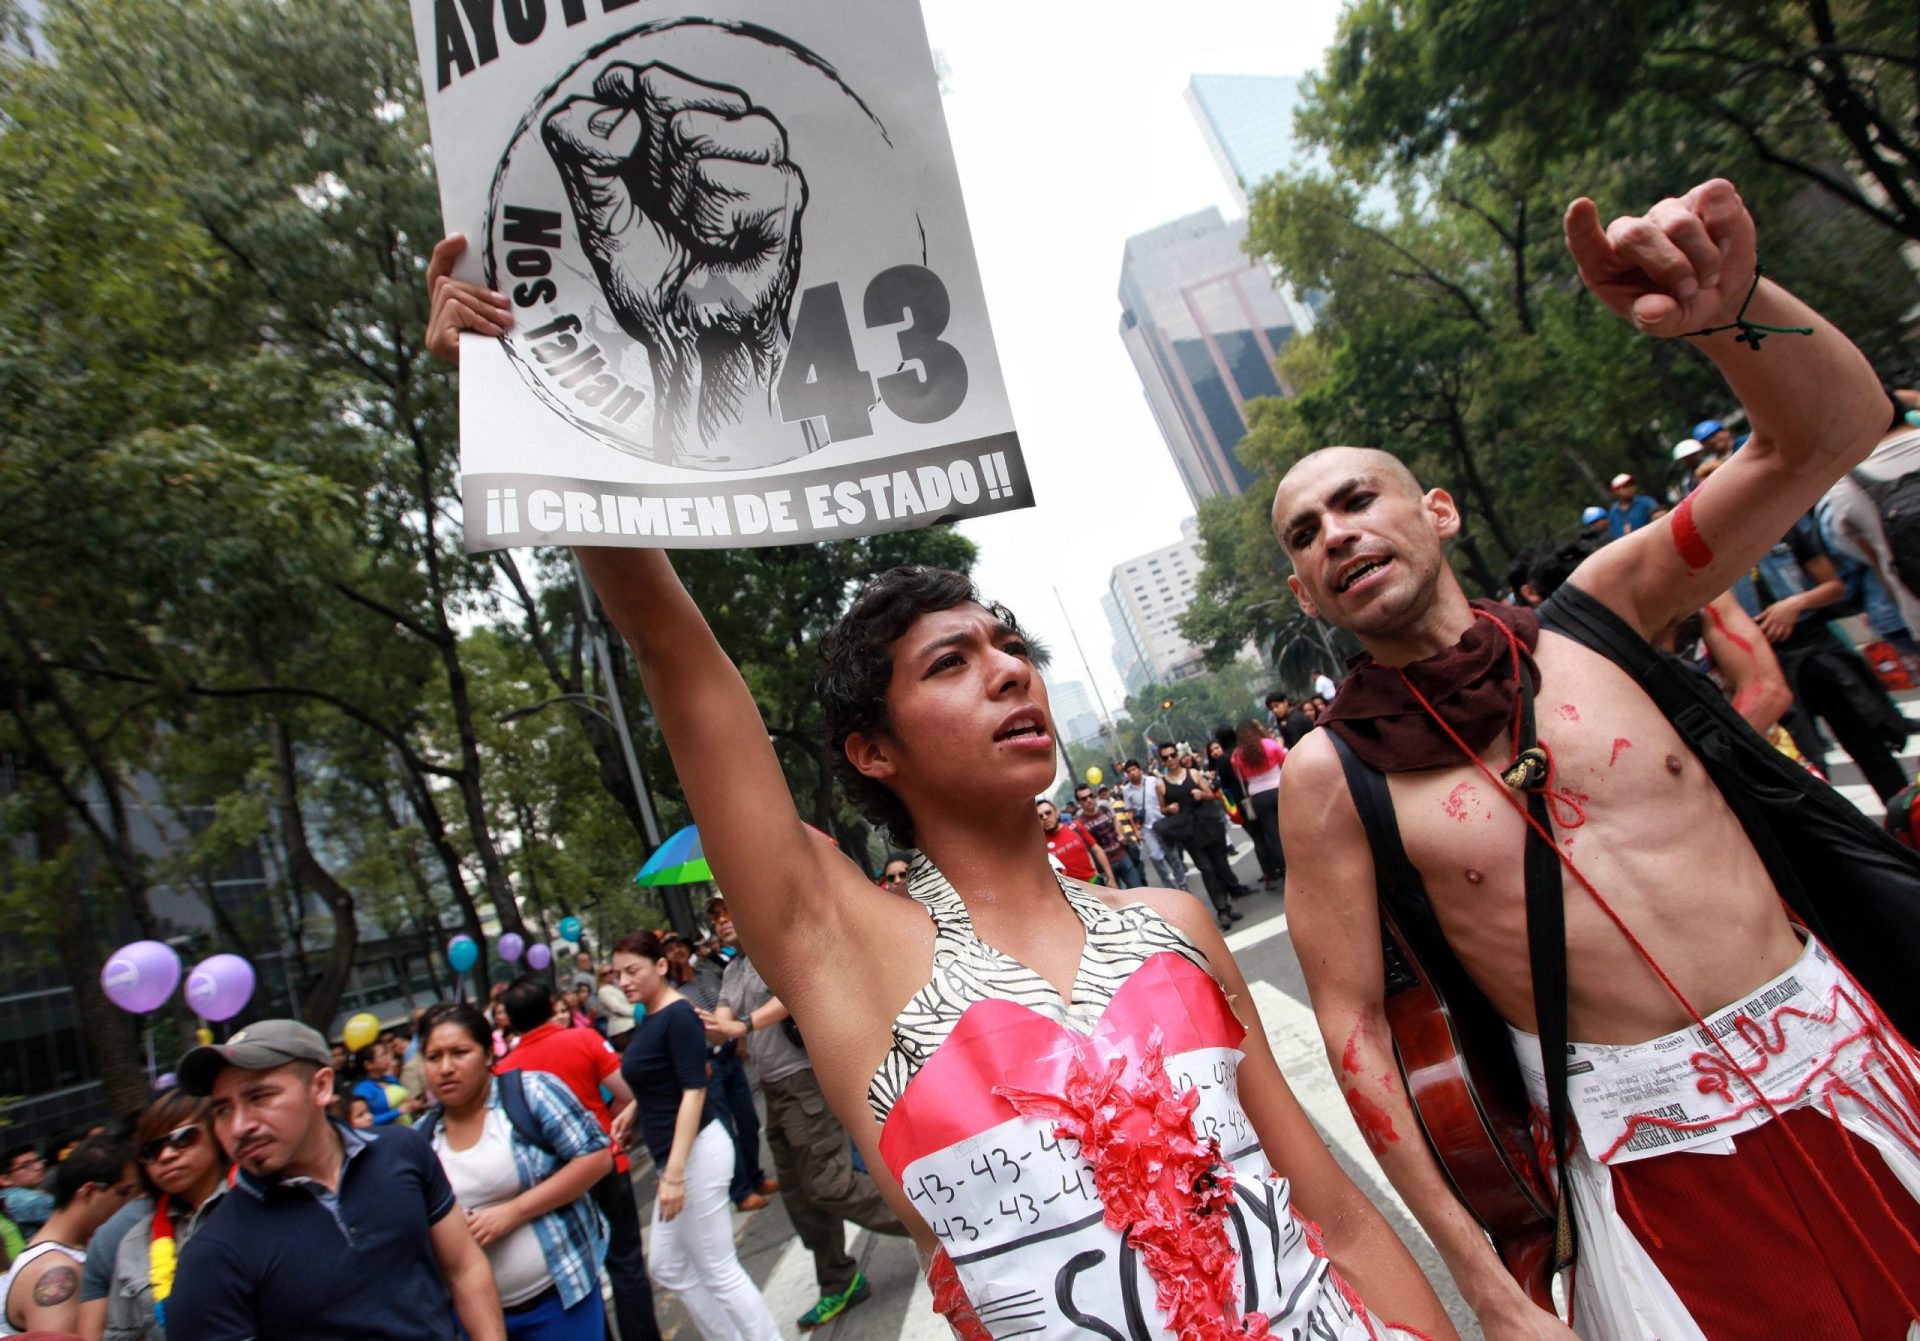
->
<box><xmin>1052</xmin><ymin>587</ymin><xmax>1125</xmax><ymax>769</ymax></box>
<box><xmin>573</xmin><ymin>556</ymin><xmax>662</xmax><ymax>850</ymax></box>
<box><xmin>572</xmin><ymin>557</ymin><xmax>694</xmax><ymax>936</ymax></box>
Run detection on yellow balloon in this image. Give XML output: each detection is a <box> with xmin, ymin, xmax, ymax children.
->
<box><xmin>343</xmin><ymin>1012</ymin><xmax>380</xmax><ymax>1053</ymax></box>
<box><xmin>1085</xmin><ymin>767</ymin><xmax>1103</xmax><ymax>787</ymax></box>
<box><xmin>194</xmin><ymin>1026</ymin><xmax>214</xmax><ymax>1046</ymax></box>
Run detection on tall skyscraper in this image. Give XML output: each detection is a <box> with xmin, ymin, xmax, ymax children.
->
<box><xmin>1118</xmin><ymin>209</ymin><xmax>1306</xmax><ymax>507</ymax></box>
<box><xmin>1107</xmin><ymin>518</ymin><xmax>1210</xmax><ymax>686</ymax></box>
<box><xmin>1102</xmin><ymin>591</ymin><xmax>1152</xmax><ymax>696</ymax></box>
<box><xmin>1185</xmin><ymin>74</ymin><xmax>1306</xmax><ymax>210</ymax></box>
<box><xmin>1047</xmin><ymin>679</ymin><xmax>1104</xmax><ymax>746</ymax></box>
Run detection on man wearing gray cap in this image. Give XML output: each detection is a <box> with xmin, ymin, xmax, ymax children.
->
<box><xmin>165</xmin><ymin>1019</ymin><xmax>506</xmax><ymax>1341</ymax></box>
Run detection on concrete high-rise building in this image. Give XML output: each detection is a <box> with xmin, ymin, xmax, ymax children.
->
<box><xmin>1108</xmin><ymin>518</ymin><xmax>1210</xmax><ymax>686</ymax></box>
<box><xmin>1102</xmin><ymin>592</ymin><xmax>1152</xmax><ymax>696</ymax></box>
<box><xmin>1185</xmin><ymin>74</ymin><xmax>1306</xmax><ymax>211</ymax></box>
<box><xmin>1118</xmin><ymin>209</ymin><xmax>1306</xmax><ymax>508</ymax></box>
<box><xmin>1047</xmin><ymin>679</ymin><xmax>1104</xmax><ymax>747</ymax></box>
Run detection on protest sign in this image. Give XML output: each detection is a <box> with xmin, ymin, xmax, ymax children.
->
<box><xmin>408</xmin><ymin>0</ymin><xmax>1030</xmax><ymax>551</ymax></box>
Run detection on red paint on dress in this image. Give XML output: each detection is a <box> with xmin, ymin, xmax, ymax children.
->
<box><xmin>1442</xmin><ymin>783</ymin><xmax>1474</xmax><ymax>821</ymax></box>
<box><xmin>1557</xmin><ymin>703</ymin><xmax>1580</xmax><ymax>722</ymax></box>
<box><xmin>1703</xmin><ymin>601</ymin><xmax>1754</xmax><ymax>656</ymax></box>
<box><xmin>1344</xmin><ymin>1089</ymin><xmax>1399</xmax><ymax>1154</ymax></box>
<box><xmin>1609</xmin><ymin>737</ymin><xmax>1633</xmax><ymax>766</ymax></box>
<box><xmin>1672</xmin><ymin>494</ymin><xmax>1715</xmax><ymax>570</ymax></box>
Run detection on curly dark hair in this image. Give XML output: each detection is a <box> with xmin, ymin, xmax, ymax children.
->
<box><xmin>819</xmin><ymin>566</ymin><xmax>1025</xmax><ymax>847</ymax></box>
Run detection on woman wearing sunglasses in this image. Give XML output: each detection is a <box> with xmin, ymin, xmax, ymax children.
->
<box><xmin>77</xmin><ymin>1089</ymin><xmax>227</xmax><ymax>1341</ymax></box>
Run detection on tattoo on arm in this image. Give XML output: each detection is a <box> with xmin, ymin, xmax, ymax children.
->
<box><xmin>33</xmin><ymin>1264</ymin><xmax>79</xmax><ymax>1308</ymax></box>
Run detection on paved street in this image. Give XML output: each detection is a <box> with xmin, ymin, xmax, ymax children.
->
<box><xmin>625</xmin><ymin>835</ymin><xmax>1480</xmax><ymax>1341</ymax></box>
<box><xmin>623</xmin><ymin>703</ymin><xmax>1920</xmax><ymax>1341</ymax></box>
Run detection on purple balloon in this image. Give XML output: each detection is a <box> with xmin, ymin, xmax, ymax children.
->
<box><xmin>498</xmin><ymin>932</ymin><xmax>525</xmax><ymax>963</ymax></box>
<box><xmin>185</xmin><ymin>954</ymin><xmax>256</xmax><ymax>1022</ymax></box>
<box><xmin>526</xmin><ymin>943</ymin><xmax>552</xmax><ymax>971</ymax></box>
<box><xmin>101</xmin><ymin>941</ymin><xmax>182</xmax><ymax>1014</ymax></box>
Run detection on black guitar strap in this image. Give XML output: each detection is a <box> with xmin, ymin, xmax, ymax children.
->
<box><xmin>1328</xmin><ymin>664</ymin><xmax>1577</xmax><ymax>1271</ymax></box>
<box><xmin>1510</xmin><ymin>668</ymin><xmax>1577</xmax><ymax>1271</ymax></box>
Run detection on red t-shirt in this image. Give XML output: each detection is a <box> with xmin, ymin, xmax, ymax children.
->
<box><xmin>496</xmin><ymin>1020</ymin><xmax>628</xmax><ymax>1172</ymax></box>
<box><xmin>1044</xmin><ymin>820</ymin><xmax>1100</xmax><ymax>882</ymax></box>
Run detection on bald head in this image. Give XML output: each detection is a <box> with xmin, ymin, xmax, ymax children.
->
<box><xmin>1270</xmin><ymin>444</ymin><xmax>1464</xmax><ymax>644</ymax></box>
<box><xmin>1273</xmin><ymin>447</ymin><xmax>1423</xmax><ymax>535</ymax></box>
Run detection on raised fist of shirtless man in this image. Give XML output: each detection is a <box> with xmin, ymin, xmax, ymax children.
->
<box><xmin>1277</xmin><ymin>179</ymin><xmax>1915</xmax><ymax>1341</ymax></box>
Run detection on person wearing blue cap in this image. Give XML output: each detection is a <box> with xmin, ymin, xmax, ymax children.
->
<box><xmin>1580</xmin><ymin>505</ymin><xmax>1608</xmax><ymax>536</ymax></box>
<box><xmin>1693</xmin><ymin>418</ymin><xmax>1734</xmax><ymax>456</ymax></box>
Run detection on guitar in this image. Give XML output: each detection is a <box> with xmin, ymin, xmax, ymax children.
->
<box><xmin>1378</xmin><ymin>899</ymin><xmax>1558</xmax><ymax>1309</ymax></box>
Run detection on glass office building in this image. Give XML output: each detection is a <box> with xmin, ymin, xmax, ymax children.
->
<box><xmin>1118</xmin><ymin>209</ymin><xmax>1303</xmax><ymax>507</ymax></box>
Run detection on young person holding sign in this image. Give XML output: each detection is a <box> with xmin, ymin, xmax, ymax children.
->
<box><xmin>429</xmin><ymin>239</ymin><xmax>1455</xmax><ymax>1341</ymax></box>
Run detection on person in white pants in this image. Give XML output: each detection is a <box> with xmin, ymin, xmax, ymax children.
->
<box><xmin>611</xmin><ymin>931</ymin><xmax>780</xmax><ymax>1341</ymax></box>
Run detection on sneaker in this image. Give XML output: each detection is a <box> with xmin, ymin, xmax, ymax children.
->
<box><xmin>734</xmin><ymin>1192</ymin><xmax>771</xmax><ymax>1211</ymax></box>
<box><xmin>799</xmin><ymin>1272</ymin><xmax>871</xmax><ymax>1330</ymax></box>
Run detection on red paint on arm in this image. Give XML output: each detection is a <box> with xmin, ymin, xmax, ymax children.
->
<box><xmin>1609</xmin><ymin>737</ymin><xmax>1633</xmax><ymax>766</ymax></box>
<box><xmin>1340</xmin><ymin>1033</ymin><xmax>1363</xmax><ymax>1076</ymax></box>
<box><xmin>1671</xmin><ymin>494</ymin><xmax>1715</xmax><ymax>570</ymax></box>
<box><xmin>1703</xmin><ymin>601</ymin><xmax>1754</xmax><ymax>656</ymax></box>
<box><xmin>1344</xmin><ymin>1089</ymin><xmax>1399</xmax><ymax>1155</ymax></box>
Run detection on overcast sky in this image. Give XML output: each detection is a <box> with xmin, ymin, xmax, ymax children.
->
<box><xmin>919</xmin><ymin>0</ymin><xmax>1345</xmax><ymax>718</ymax></box>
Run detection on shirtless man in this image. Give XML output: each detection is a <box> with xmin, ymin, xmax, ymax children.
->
<box><xmin>1276</xmin><ymin>178</ymin><xmax>1920</xmax><ymax>1339</ymax></box>
<box><xmin>426</xmin><ymin>241</ymin><xmax>1455</xmax><ymax>1338</ymax></box>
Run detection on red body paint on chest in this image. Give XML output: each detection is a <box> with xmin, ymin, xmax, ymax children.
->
<box><xmin>1557</xmin><ymin>703</ymin><xmax>1580</xmax><ymax>722</ymax></box>
<box><xmin>1442</xmin><ymin>783</ymin><xmax>1474</xmax><ymax>820</ymax></box>
<box><xmin>1703</xmin><ymin>602</ymin><xmax>1754</xmax><ymax>656</ymax></box>
<box><xmin>1671</xmin><ymin>494</ymin><xmax>1715</xmax><ymax>570</ymax></box>
<box><xmin>1609</xmin><ymin>737</ymin><xmax>1633</xmax><ymax>766</ymax></box>
<box><xmin>1344</xmin><ymin>1090</ymin><xmax>1399</xmax><ymax>1155</ymax></box>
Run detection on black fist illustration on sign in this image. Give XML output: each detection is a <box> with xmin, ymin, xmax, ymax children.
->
<box><xmin>543</xmin><ymin>62</ymin><xmax>807</xmax><ymax>455</ymax></box>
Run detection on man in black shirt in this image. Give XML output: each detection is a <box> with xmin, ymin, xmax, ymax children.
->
<box><xmin>1267</xmin><ymin>691</ymin><xmax>1315</xmax><ymax>748</ymax></box>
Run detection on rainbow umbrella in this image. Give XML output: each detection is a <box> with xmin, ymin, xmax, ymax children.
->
<box><xmin>633</xmin><ymin>822</ymin><xmax>836</xmax><ymax>887</ymax></box>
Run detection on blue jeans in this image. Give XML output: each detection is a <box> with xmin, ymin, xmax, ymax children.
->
<box><xmin>1108</xmin><ymin>849</ymin><xmax>1146</xmax><ymax>888</ymax></box>
<box><xmin>471</xmin><ymin>1286</ymin><xmax>604</xmax><ymax>1341</ymax></box>
<box><xmin>707</xmin><ymin>1045</ymin><xmax>766</xmax><ymax>1203</ymax></box>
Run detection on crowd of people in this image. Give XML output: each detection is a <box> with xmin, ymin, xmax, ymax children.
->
<box><xmin>1521</xmin><ymin>386</ymin><xmax>1920</xmax><ymax>808</ymax></box>
<box><xmin>15</xmin><ymin>177</ymin><xmax>1920</xmax><ymax>1341</ymax></box>
<box><xmin>0</xmin><ymin>915</ymin><xmax>918</xmax><ymax>1341</ymax></box>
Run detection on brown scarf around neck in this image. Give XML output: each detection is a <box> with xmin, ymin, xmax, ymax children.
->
<box><xmin>1319</xmin><ymin>600</ymin><xmax>1542</xmax><ymax>772</ymax></box>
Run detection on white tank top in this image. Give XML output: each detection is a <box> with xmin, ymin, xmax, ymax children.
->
<box><xmin>1</xmin><ymin>1240</ymin><xmax>85</xmax><ymax>1336</ymax></box>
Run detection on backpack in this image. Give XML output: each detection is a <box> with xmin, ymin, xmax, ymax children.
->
<box><xmin>1848</xmin><ymin>462</ymin><xmax>1920</xmax><ymax>600</ymax></box>
<box><xmin>1541</xmin><ymin>583</ymin><xmax>1920</xmax><ymax>1040</ymax></box>
<box><xmin>416</xmin><ymin>1068</ymin><xmax>555</xmax><ymax>1157</ymax></box>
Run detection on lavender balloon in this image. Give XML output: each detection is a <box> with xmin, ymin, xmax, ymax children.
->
<box><xmin>526</xmin><ymin>942</ymin><xmax>552</xmax><ymax>971</ymax></box>
<box><xmin>184</xmin><ymin>954</ymin><xmax>255</xmax><ymax>1022</ymax></box>
<box><xmin>498</xmin><ymin>933</ymin><xmax>525</xmax><ymax>963</ymax></box>
<box><xmin>101</xmin><ymin>941</ymin><xmax>182</xmax><ymax>1014</ymax></box>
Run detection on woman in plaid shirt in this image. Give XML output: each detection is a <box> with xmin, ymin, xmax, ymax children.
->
<box><xmin>420</xmin><ymin>1004</ymin><xmax>613</xmax><ymax>1341</ymax></box>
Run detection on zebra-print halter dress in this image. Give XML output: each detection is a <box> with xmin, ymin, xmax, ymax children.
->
<box><xmin>864</xmin><ymin>854</ymin><xmax>1210</xmax><ymax>1127</ymax></box>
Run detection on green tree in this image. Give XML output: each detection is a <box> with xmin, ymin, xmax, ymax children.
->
<box><xmin>1182</xmin><ymin>29</ymin><xmax>1917</xmax><ymax>665</ymax></box>
<box><xmin>1312</xmin><ymin>0</ymin><xmax>1920</xmax><ymax>243</ymax></box>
